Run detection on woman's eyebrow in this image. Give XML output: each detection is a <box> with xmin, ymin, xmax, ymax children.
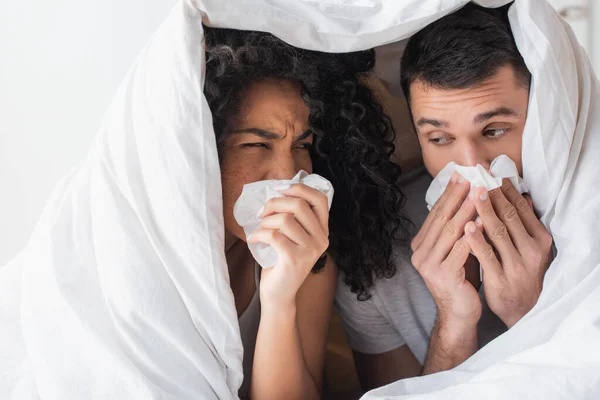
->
<box><xmin>293</xmin><ymin>129</ymin><xmax>313</xmax><ymax>142</ymax></box>
<box><xmin>230</xmin><ymin>128</ymin><xmax>312</xmax><ymax>141</ymax></box>
<box><xmin>230</xmin><ymin>128</ymin><xmax>280</xmax><ymax>139</ymax></box>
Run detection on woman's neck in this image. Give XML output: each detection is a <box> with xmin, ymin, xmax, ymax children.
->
<box><xmin>224</xmin><ymin>230</ymin><xmax>257</xmax><ymax>316</ymax></box>
<box><xmin>225</xmin><ymin>230</ymin><xmax>241</xmax><ymax>254</ymax></box>
<box><xmin>224</xmin><ymin>231</ymin><xmax>253</xmax><ymax>271</ymax></box>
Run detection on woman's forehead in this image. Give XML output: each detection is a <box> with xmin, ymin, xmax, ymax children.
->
<box><xmin>236</xmin><ymin>80</ymin><xmax>309</xmax><ymax>130</ymax></box>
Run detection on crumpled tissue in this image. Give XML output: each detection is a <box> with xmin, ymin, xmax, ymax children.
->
<box><xmin>425</xmin><ymin>155</ymin><xmax>528</xmax><ymax>210</ymax></box>
<box><xmin>233</xmin><ymin>170</ymin><xmax>334</xmax><ymax>268</ymax></box>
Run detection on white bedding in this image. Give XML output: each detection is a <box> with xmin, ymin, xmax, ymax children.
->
<box><xmin>1</xmin><ymin>0</ymin><xmax>599</xmax><ymax>399</ymax></box>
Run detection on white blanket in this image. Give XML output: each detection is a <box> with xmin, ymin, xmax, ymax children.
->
<box><xmin>1</xmin><ymin>0</ymin><xmax>599</xmax><ymax>399</ymax></box>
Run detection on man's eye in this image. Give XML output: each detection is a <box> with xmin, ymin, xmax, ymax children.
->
<box><xmin>485</xmin><ymin>128</ymin><xmax>510</xmax><ymax>138</ymax></box>
<box><xmin>428</xmin><ymin>137</ymin><xmax>452</xmax><ymax>145</ymax></box>
<box><xmin>241</xmin><ymin>143</ymin><xmax>269</xmax><ymax>149</ymax></box>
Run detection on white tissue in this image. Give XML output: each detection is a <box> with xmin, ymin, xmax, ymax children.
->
<box><xmin>425</xmin><ymin>155</ymin><xmax>528</xmax><ymax>210</ymax></box>
<box><xmin>233</xmin><ymin>171</ymin><xmax>334</xmax><ymax>268</ymax></box>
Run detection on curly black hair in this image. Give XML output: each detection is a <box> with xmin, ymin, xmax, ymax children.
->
<box><xmin>203</xmin><ymin>27</ymin><xmax>411</xmax><ymax>300</ymax></box>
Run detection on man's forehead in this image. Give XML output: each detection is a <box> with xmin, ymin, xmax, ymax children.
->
<box><xmin>409</xmin><ymin>66</ymin><xmax>526</xmax><ymax>107</ymax></box>
<box><xmin>410</xmin><ymin>70</ymin><xmax>528</xmax><ymax>129</ymax></box>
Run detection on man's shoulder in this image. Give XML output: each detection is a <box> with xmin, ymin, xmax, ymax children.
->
<box><xmin>335</xmin><ymin>250</ymin><xmax>431</xmax><ymax>314</ymax></box>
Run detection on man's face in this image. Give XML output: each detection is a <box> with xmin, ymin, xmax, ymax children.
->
<box><xmin>409</xmin><ymin>65</ymin><xmax>529</xmax><ymax>177</ymax></box>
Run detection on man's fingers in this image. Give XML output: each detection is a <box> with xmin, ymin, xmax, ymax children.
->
<box><xmin>488</xmin><ymin>182</ymin><xmax>534</xmax><ymax>255</ymax></box>
<box><xmin>413</xmin><ymin>172</ymin><xmax>464</xmax><ymax>250</ymax></box>
<box><xmin>524</xmin><ymin>194</ymin><xmax>534</xmax><ymax>211</ymax></box>
<box><xmin>430</xmin><ymin>197</ymin><xmax>477</xmax><ymax>263</ymax></box>
<box><xmin>470</xmin><ymin>186</ymin><xmax>518</xmax><ymax>262</ymax></box>
<box><xmin>499</xmin><ymin>179</ymin><xmax>545</xmax><ymax>240</ymax></box>
<box><xmin>416</xmin><ymin>175</ymin><xmax>471</xmax><ymax>254</ymax></box>
<box><xmin>464</xmin><ymin>221</ymin><xmax>503</xmax><ymax>282</ymax></box>
<box><xmin>444</xmin><ymin>236</ymin><xmax>472</xmax><ymax>273</ymax></box>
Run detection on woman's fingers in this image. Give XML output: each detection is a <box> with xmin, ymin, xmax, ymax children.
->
<box><xmin>261</xmin><ymin>195</ymin><xmax>326</xmax><ymax>240</ymax></box>
<box><xmin>249</xmin><ymin>226</ymin><xmax>328</xmax><ymax>265</ymax></box>
<box><xmin>272</xmin><ymin>183</ymin><xmax>330</xmax><ymax>235</ymax></box>
<box><xmin>257</xmin><ymin>213</ymin><xmax>311</xmax><ymax>246</ymax></box>
<box><xmin>251</xmin><ymin>185</ymin><xmax>330</xmax><ymax>268</ymax></box>
<box><xmin>248</xmin><ymin>228</ymin><xmax>295</xmax><ymax>257</ymax></box>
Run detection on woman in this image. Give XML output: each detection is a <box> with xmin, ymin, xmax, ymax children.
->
<box><xmin>203</xmin><ymin>27</ymin><xmax>410</xmax><ymax>399</ymax></box>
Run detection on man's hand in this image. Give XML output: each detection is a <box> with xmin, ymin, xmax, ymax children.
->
<box><xmin>465</xmin><ymin>179</ymin><xmax>553</xmax><ymax>328</ymax></box>
<box><xmin>412</xmin><ymin>173</ymin><xmax>481</xmax><ymax>327</ymax></box>
<box><xmin>411</xmin><ymin>174</ymin><xmax>483</xmax><ymax>374</ymax></box>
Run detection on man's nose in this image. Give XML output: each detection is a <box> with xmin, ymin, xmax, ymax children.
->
<box><xmin>457</xmin><ymin>141</ymin><xmax>491</xmax><ymax>170</ymax></box>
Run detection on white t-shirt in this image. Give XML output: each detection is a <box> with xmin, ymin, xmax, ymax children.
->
<box><xmin>334</xmin><ymin>167</ymin><xmax>506</xmax><ymax>363</ymax></box>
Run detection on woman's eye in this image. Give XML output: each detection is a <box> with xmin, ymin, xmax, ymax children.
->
<box><xmin>485</xmin><ymin>128</ymin><xmax>510</xmax><ymax>138</ymax></box>
<box><xmin>428</xmin><ymin>137</ymin><xmax>452</xmax><ymax>145</ymax></box>
<box><xmin>295</xmin><ymin>143</ymin><xmax>313</xmax><ymax>150</ymax></box>
<box><xmin>241</xmin><ymin>142</ymin><xmax>269</xmax><ymax>149</ymax></box>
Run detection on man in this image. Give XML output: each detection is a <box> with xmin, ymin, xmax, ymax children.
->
<box><xmin>334</xmin><ymin>2</ymin><xmax>553</xmax><ymax>391</ymax></box>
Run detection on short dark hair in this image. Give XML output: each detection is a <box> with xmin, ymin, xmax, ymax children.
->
<box><xmin>400</xmin><ymin>2</ymin><xmax>530</xmax><ymax>101</ymax></box>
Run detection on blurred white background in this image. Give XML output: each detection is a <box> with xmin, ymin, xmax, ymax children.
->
<box><xmin>0</xmin><ymin>0</ymin><xmax>177</xmax><ymax>264</ymax></box>
<box><xmin>0</xmin><ymin>0</ymin><xmax>598</xmax><ymax>265</ymax></box>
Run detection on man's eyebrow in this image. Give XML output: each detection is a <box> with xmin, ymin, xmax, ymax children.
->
<box><xmin>474</xmin><ymin>107</ymin><xmax>520</xmax><ymax>124</ymax></box>
<box><xmin>230</xmin><ymin>128</ymin><xmax>312</xmax><ymax>141</ymax></box>
<box><xmin>416</xmin><ymin>118</ymin><xmax>449</xmax><ymax>128</ymax></box>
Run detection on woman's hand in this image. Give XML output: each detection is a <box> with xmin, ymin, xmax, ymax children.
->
<box><xmin>248</xmin><ymin>183</ymin><xmax>330</xmax><ymax>309</ymax></box>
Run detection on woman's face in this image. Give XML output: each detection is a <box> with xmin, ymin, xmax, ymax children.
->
<box><xmin>220</xmin><ymin>79</ymin><xmax>314</xmax><ymax>242</ymax></box>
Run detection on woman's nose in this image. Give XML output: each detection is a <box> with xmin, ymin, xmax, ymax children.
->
<box><xmin>265</xmin><ymin>153</ymin><xmax>299</xmax><ymax>181</ymax></box>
